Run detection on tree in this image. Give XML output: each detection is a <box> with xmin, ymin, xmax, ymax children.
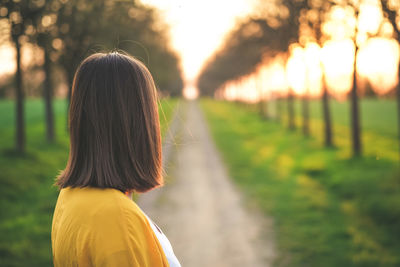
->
<box><xmin>304</xmin><ymin>0</ymin><xmax>334</xmax><ymax>145</ymax></box>
<box><xmin>302</xmin><ymin>73</ymin><xmax>310</xmax><ymax>136</ymax></box>
<box><xmin>197</xmin><ymin>0</ymin><xmax>307</xmax><ymax>98</ymax></box>
<box><xmin>282</xmin><ymin>0</ymin><xmax>307</xmax><ymax>130</ymax></box>
<box><xmin>41</xmin><ymin>36</ymin><xmax>55</xmax><ymax>142</ymax></box>
<box><xmin>197</xmin><ymin>0</ymin><xmax>308</xmax><ymax>134</ymax></box>
<box><xmin>0</xmin><ymin>0</ymin><xmax>45</xmax><ymax>153</ymax></box>
<box><xmin>54</xmin><ymin>0</ymin><xmax>183</xmax><ymax>111</ymax></box>
<box><xmin>34</xmin><ymin>0</ymin><xmax>58</xmax><ymax>142</ymax></box>
<box><xmin>256</xmin><ymin>71</ymin><xmax>268</xmax><ymax>119</ymax></box>
<box><xmin>381</xmin><ymin>0</ymin><xmax>400</xmax><ymax>160</ymax></box>
<box><xmin>350</xmin><ymin>5</ymin><xmax>362</xmax><ymax>156</ymax></box>
<box><xmin>343</xmin><ymin>0</ymin><xmax>368</xmax><ymax>156</ymax></box>
<box><xmin>197</xmin><ymin>18</ymin><xmax>278</xmax><ymax>96</ymax></box>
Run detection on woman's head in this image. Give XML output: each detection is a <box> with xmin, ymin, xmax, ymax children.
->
<box><xmin>57</xmin><ymin>52</ymin><xmax>162</xmax><ymax>193</ymax></box>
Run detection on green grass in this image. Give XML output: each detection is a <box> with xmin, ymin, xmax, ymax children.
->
<box><xmin>200</xmin><ymin>98</ymin><xmax>400</xmax><ymax>267</ymax></box>
<box><xmin>263</xmin><ymin>98</ymin><xmax>397</xmax><ymax>137</ymax></box>
<box><xmin>0</xmin><ymin>97</ymin><xmax>178</xmax><ymax>267</ymax></box>
<box><xmin>259</xmin><ymin>98</ymin><xmax>399</xmax><ymax>161</ymax></box>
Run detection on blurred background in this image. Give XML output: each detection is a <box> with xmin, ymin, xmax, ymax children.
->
<box><xmin>0</xmin><ymin>0</ymin><xmax>399</xmax><ymax>266</ymax></box>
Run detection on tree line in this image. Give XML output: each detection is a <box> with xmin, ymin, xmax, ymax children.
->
<box><xmin>197</xmin><ymin>0</ymin><xmax>400</xmax><ymax>158</ymax></box>
<box><xmin>0</xmin><ymin>0</ymin><xmax>183</xmax><ymax>154</ymax></box>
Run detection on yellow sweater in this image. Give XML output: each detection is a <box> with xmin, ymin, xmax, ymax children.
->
<box><xmin>51</xmin><ymin>187</ymin><xmax>169</xmax><ymax>267</ymax></box>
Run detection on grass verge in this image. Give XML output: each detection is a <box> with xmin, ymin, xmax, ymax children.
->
<box><xmin>200</xmin><ymin>98</ymin><xmax>400</xmax><ymax>267</ymax></box>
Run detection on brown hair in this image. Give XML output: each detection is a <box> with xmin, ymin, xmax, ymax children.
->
<box><xmin>56</xmin><ymin>52</ymin><xmax>162</xmax><ymax>193</ymax></box>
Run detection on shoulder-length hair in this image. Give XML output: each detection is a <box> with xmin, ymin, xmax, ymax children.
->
<box><xmin>56</xmin><ymin>52</ymin><xmax>162</xmax><ymax>193</ymax></box>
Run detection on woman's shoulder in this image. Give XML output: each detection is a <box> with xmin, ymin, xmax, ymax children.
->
<box><xmin>57</xmin><ymin>188</ymin><xmax>151</xmax><ymax>246</ymax></box>
<box><xmin>55</xmin><ymin>187</ymin><xmax>168</xmax><ymax>266</ymax></box>
<box><xmin>59</xmin><ymin>186</ymin><xmax>145</xmax><ymax>222</ymax></box>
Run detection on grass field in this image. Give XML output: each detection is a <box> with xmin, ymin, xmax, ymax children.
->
<box><xmin>265</xmin><ymin>98</ymin><xmax>398</xmax><ymax>137</ymax></box>
<box><xmin>200</xmin><ymin>98</ymin><xmax>400</xmax><ymax>267</ymax></box>
<box><xmin>0</xmin><ymin>98</ymin><xmax>178</xmax><ymax>267</ymax></box>
<box><xmin>257</xmin><ymin>98</ymin><xmax>399</xmax><ymax>161</ymax></box>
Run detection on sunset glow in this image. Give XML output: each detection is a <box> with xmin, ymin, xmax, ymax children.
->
<box><xmin>213</xmin><ymin>0</ymin><xmax>399</xmax><ymax>103</ymax></box>
<box><xmin>321</xmin><ymin>39</ymin><xmax>355</xmax><ymax>98</ymax></box>
<box><xmin>0</xmin><ymin>43</ymin><xmax>43</xmax><ymax>79</ymax></box>
<box><xmin>286</xmin><ymin>44</ymin><xmax>307</xmax><ymax>96</ymax></box>
<box><xmin>357</xmin><ymin>37</ymin><xmax>400</xmax><ymax>94</ymax></box>
<box><xmin>0</xmin><ymin>1</ymin><xmax>398</xmax><ymax>101</ymax></box>
<box><xmin>140</xmin><ymin>0</ymin><xmax>254</xmax><ymax>84</ymax></box>
<box><xmin>217</xmin><ymin>36</ymin><xmax>399</xmax><ymax>102</ymax></box>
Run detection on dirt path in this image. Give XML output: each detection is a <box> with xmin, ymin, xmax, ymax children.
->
<box><xmin>138</xmin><ymin>100</ymin><xmax>276</xmax><ymax>267</ymax></box>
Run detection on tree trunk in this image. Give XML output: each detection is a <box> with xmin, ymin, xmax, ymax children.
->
<box><xmin>302</xmin><ymin>95</ymin><xmax>310</xmax><ymax>136</ymax></box>
<box><xmin>66</xmin><ymin>68</ymin><xmax>74</xmax><ymax>130</ymax></box>
<box><xmin>288</xmin><ymin>90</ymin><xmax>295</xmax><ymax>130</ymax></box>
<box><xmin>397</xmin><ymin>63</ymin><xmax>400</xmax><ymax>161</ymax></box>
<box><xmin>15</xmin><ymin>38</ymin><xmax>25</xmax><ymax>153</ymax></box>
<box><xmin>379</xmin><ymin>0</ymin><xmax>399</xmax><ymax>160</ymax></box>
<box><xmin>44</xmin><ymin>47</ymin><xmax>55</xmax><ymax>142</ymax></box>
<box><xmin>259</xmin><ymin>99</ymin><xmax>268</xmax><ymax>119</ymax></box>
<box><xmin>258</xmin><ymin>99</ymin><xmax>264</xmax><ymax>118</ymax></box>
<box><xmin>276</xmin><ymin>97</ymin><xmax>281</xmax><ymax>122</ymax></box>
<box><xmin>66</xmin><ymin>68</ymin><xmax>74</xmax><ymax>107</ymax></box>
<box><xmin>322</xmin><ymin>84</ymin><xmax>333</xmax><ymax>147</ymax></box>
<box><xmin>350</xmin><ymin>46</ymin><xmax>362</xmax><ymax>156</ymax></box>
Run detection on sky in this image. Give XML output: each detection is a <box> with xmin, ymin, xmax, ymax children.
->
<box><xmin>140</xmin><ymin>0</ymin><xmax>255</xmax><ymax>84</ymax></box>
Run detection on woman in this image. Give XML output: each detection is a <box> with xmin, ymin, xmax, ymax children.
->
<box><xmin>52</xmin><ymin>52</ymin><xmax>181</xmax><ymax>267</ymax></box>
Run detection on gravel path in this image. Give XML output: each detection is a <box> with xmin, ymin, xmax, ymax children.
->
<box><xmin>138</xmin><ymin>100</ymin><xmax>276</xmax><ymax>267</ymax></box>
